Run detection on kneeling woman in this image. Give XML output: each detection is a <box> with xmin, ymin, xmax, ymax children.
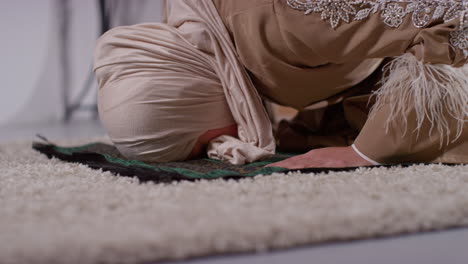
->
<box><xmin>94</xmin><ymin>0</ymin><xmax>468</xmax><ymax>168</ymax></box>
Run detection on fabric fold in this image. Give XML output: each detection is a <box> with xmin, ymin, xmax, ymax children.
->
<box><xmin>165</xmin><ymin>0</ymin><xmax>276</xmax><ymax>164</ymax></box>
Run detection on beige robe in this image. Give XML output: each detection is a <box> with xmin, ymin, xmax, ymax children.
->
<box><xmin>213</xmin><ymin>0</ymin><xmax>468</xmax><ymax>164</ymax></box>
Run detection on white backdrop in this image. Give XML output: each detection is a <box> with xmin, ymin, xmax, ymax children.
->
<box><xmin>0</xmin><ymin>0</ymin><xmax>164</xmax><ymax>127</ymax></box>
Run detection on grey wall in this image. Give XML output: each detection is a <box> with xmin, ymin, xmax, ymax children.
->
<box><xmin>0</xmin><ymin>1</ymin><xmax>53</xmax><ymax>125</ymax></box>
<box><xmin>0</xmin><ymin>0</ymin><xmax>164</xmax><ymax>127</ymax></box>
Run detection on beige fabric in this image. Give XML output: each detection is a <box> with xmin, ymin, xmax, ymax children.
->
<box><xmin>355</xmin><ymin>97</ymin><xmax>468</xmax><ymax>164</ymax></box>
<box><xmin>275</xmin><ymin>62</ymin><xmax>468</xmax><ymax>165</ymax></box>
<box><xmin>356</xmin><ymin>56</ymin><xmax>468</xmax><ymax>164</ymax></box>
<box><xmin>213</xmin><ymin>0</ymin><xmax>384</xmax><ymax>109</ymax></box>
<box><xmin>214</xmin><ymin>0</ymin><xmax>466</xmax><ymax>110</ymax></box>
<box><xmin>214</xmin><ymin>0</ymin><xmax>468</xmax><ymax>164</ymax></box>
<box><xmin>94</xmin><ymin>0</ymin><xmax>275</xmax><ymax>164</ymax></box>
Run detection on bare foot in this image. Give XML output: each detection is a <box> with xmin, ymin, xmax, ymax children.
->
<box><xmin>266</xmin><ymin>146</ymin><xmax>374</xmax><ymax>169</ymax></box>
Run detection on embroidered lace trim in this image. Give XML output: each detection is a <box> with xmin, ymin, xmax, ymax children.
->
<box><xmin>287</xmin><ymin>0</ymin><xmax>468</xmax><ymax>56</ymax></box>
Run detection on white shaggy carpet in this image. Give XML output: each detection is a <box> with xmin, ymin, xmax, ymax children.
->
<box><xmin>2</xmin><ymin>140</ymin><xmax>468</xmax><ymax>264</ymax></box>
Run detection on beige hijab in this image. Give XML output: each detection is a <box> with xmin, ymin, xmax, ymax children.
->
<box><xmin>94</xmin><ymin>0</ymin><xmax>275</xmax><ymax>164</ymax></box>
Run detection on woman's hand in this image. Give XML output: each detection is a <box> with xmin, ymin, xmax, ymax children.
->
<box><xmin>266</xmin><ymin>146</ymin><xmax>373</xmax><ymax>169</ymax></box>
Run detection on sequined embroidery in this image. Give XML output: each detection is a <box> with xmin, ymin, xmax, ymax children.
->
<box><xmin>287</xmin><ymin>0</ymin><xmax>468</xmax><ymax>56</ymax></box>
<box><xmin>450</xmin><ymin>27</ymin><xmax>468</xmax><ymax>57</ymax></box>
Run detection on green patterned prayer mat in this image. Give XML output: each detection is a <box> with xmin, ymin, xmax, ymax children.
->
<box><xmin>32</xmin><ymin>141</ymin><xmax>294</xmax><ymax>183</ymax></box>
<box><xmin>32</xmin><ymin>139</ymin><xmax>399</xmax><ymax>183</ymax></box>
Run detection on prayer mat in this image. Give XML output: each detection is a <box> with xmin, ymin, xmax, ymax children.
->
<box><xmin>32</xmin><ymin>137</ymin><xmax>423</xmax><ymax>184</ymax></box>
<box><xmin>32</xmin><ymin>141</ymin><xmax>288</xmax><ymax>183</ymax></box>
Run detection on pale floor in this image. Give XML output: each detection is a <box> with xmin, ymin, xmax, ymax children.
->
<box><xmin>1</xmin><ymin>120</ymin><xmax>468</xmax><ymax>264</ymax></box>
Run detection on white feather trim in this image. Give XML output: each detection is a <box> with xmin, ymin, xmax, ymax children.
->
<box><xmin>370</xmin><ymin>54</ymin><xmax>468</xmax><ymax>145</ymax></box>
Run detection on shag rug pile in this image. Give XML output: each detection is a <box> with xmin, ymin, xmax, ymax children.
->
<box><xmin>2</xmin><ymin>139</ymin><xmax>468</xmax><ymax>264</ymax></box>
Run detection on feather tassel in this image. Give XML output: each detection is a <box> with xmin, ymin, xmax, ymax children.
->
<box><xmin>370</xmin><ymin>54</ymin><xmax>468</xmax><ymax>146</ymax></box>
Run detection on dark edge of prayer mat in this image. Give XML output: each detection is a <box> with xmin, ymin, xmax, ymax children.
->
<box><xmin>32</xmin><ymin>141</ymin><xmax>291</xmax><ymax>183</ymax></box>
<box><xmin>32</xmin><ymin>139</ymin><xmax>435</xmax><ymax>184</ymax></box>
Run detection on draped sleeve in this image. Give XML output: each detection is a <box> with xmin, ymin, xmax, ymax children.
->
<box><xmin>283</xmin><ymin>0</ymin><xmax>468</xmax><ymax>164</ymax></box>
